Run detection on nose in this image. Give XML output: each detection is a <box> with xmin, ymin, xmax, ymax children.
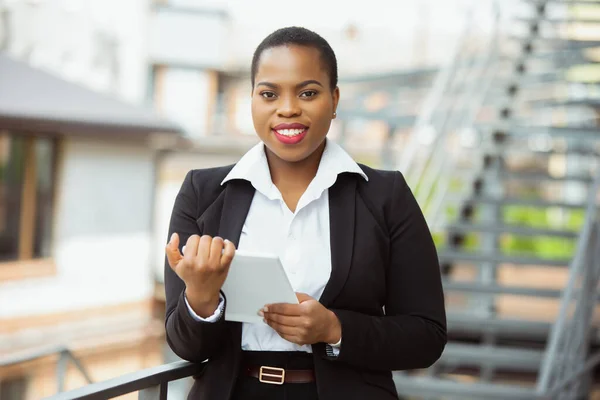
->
<box><xmin>276</xmin><ymin>96</ymin><xmax>301</xmax><ymax>118</ymax></box>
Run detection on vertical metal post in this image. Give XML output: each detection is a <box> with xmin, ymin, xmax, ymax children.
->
<box><xmin>139</xmin><ymin>383</ymin><xmax>168</xmax><ymax>400</ymax></box>
<box><xmin>56</xmin><ymin>350</ymin><xmax>69</xmax><ymax>393</ymax></box>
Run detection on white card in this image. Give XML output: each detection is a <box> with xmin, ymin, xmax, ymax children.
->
<box><xmin>221</xmin><ymin>250</ymin><xmax>299</xmax><ymax>323</ymax></box>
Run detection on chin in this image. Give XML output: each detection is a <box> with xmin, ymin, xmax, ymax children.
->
<box><xmin>265</xmin><ymin>142</ymin><xmax>311</xmax><ymax>163</ymax></box>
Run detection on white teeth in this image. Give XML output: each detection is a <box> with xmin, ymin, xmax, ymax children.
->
<box><xmin>276</xmin><ymin>128</ymin><xmax>305</xmax><ymax>137</ymax></box>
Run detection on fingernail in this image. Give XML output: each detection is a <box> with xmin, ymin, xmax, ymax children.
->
<box><xmin>224</xmin><ymin>239</ymin><xmax>230</xmax><ymax>244</ymax></box>
<box><xmin>182</xmin><ymin>245</ymin><xmax>186</xmax><ymax>255</ymax></box>
<box><xmin>258</xmin><ymin>310</ymin><xmax>264</xmax><ymax>317</ymax></box>
<box><xmin>170</xmin><ymin>233</ymin><xmax>175</xmax><ymax>243</ymax></box>
<box><xmin>263</xmin><ymin>306</ymin><xmax>269</xmax><ymax>313</ymax></box>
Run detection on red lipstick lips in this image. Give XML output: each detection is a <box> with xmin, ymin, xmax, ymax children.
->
<box><xmin>272</xmin><ymin>123</ymin><xmax>308</xmax><ymax>145</ymax></box>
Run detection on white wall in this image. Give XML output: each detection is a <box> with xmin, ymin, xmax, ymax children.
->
<box><xmin>1</xmin><ymin>0</ymin><xmax>151</xmax><ymax>104</ymax></box>
<box><xmin>0</xmin><ymin>138</ymin><xmax>156</xmax><ymax>318</ymax></box>
<box><xmin>159</xmin><ymin>68</ymin><xmax>213</xmax><ymax>137</ymax></box>
<box><xmin>148</xmin><ymin>6</ymin><xmax>228</xmax><ymax>68</ymax></box>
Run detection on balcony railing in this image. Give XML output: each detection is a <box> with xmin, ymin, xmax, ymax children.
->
<box><xmin>45</xmin><ymin>360</ymin><xmax>202</xmax><ymax>400</ymax></box>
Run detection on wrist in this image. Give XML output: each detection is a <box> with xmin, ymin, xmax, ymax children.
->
<box><xmin>324</xmin><ymin>310</ymin><xmax>342</xmax><ymax>344</ymax></box>
<box><xmin>185</xmin><ymin>289</ymin><xmax>220</xmax><ymax>318</ymax></box>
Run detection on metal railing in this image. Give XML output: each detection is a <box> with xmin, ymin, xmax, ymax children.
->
<box><xmin>535</xmin><ymin>163</ymin><xmax>600</xmax><ymax>398</ymax></box>
<box><xmin>0</xmin><ymin>345</ymin><xmax>92</xmax><ymax>394</ymax></box>
<box><xmin>395</xmin><ymin>1</ymin><xmax>503</xmax><ymax>232</ymax></box>
<box><xmin>44</xmin><ymin>360</ymin><xmax>201</xmax><ymax>400</ymax></box>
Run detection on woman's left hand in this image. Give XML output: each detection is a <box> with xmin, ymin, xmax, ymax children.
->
<box><xmin>261</xmin><ymin>293</ymin><xmax>342</xmax><ymax>346</ymax></box>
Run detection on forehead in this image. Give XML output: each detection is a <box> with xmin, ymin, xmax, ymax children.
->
<box><xmin>255</xmin><ymin>45</ymin><xmax>330</xmax><ymax>87</ymax></box>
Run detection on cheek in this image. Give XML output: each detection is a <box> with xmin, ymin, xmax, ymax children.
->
<box><xmin>251</xmin><ymin>100</ymin><xmax>269</xmax><ymax>126</ymax></box>
<box><xmin>309</xmin><ymin>103</ymin><xmax>333</xmax><ymax>130</ymax></box>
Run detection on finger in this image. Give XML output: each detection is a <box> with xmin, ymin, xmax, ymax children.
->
<box><xmin>263</xmin><ymin>312</ymin><xmax>304</xmax><ymax>328</ymax></box>
<box><xmin>183</xmin><ymin>235</ymin><xmax>201</xmax><ymax>265</ymax></box>
<box><xmin>165</xmin><ymin>233</ymin><xmax>183</xmax><ymax>268</ymax></box>
<box><xmin>208</xmin><ymin>236</ymin><xmax>225</xmax><ymax>267</ymax></box>
<box><xmin>264</xmin><ymin>303</ymin><xmax>303</xmax><ymax>316</ymax></box>
<box><xmin>295</xmin><ymin>292</ymin><xmax>313</xmax><ymax>303</ymax></box>
<box><xmin>197</xmin><ymin>235</ymin><xmax>213</xmax><ymax>265</ymax></box>
<box><xmin>220</xmin><ymin>239</ymin><xmax>236</xmax><ymax>267</ymax></box>
<box><xmin>266</xmin><ymin>320</ymin><xmax>302</xmax><ymax>336</ymax></box>
<box><xmin>277</xmin><ymin>333</ymin><xmax>304</xmax><ymax>346</ymax></box>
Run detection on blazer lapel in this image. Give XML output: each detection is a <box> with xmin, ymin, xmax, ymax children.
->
<box><xmin>218</xmin><ymin>179</ymin><xmax>255</xmax><ymax>246</ymax></box>
<box><xmin>319</xmin><ymin>174</ymin><xmax>357</xmax><ymax>307</ymax></box>
<box><xmin>217</xmin><ymin>179</ymin><xmax>255</xmax><ymax>363</ymax></box>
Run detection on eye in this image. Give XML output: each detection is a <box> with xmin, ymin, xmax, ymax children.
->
<box><xmin>260</xmin><ymin>91</ymin><xmax>277</xmax><ymax>99</ymax></box>
<box><xmin>300</xmin><ymin>90</ymin><xmax>318</xmax><ymax>98</ymax></box>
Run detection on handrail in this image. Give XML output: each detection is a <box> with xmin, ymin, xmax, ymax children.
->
<box><xmin>420</xmin><ymin>3</ymin><xmax>502</xmax><ymax>225</ymax></box>
<box><xmin>44</xmin><ymin>360</ymin><xmax>203</xmax><ymax>400</ymax></box>
<box><xmin>395</xmin><ymin>5</ymin><xmax>474</xmax><ymax>176</ymax></box>
<box><xmin>536</xmin><ymin>163</ymin><xmax>600</xmax><ymax>393</ymax></box>
<box><xmin>542</xmin><ymin>326</ymin><xmax>600</xmax><ymax>398</ymax></box>
<box><xmin>0</xmin><ymin>345</ymin><xmax>93</xmax><ymax>393</ymax></box>
<box><xmin>0</xmin><ymin>344</ymin><xmax>68</xmax><ymax>367</ymax></box>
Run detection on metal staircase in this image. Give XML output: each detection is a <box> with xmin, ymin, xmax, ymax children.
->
<box><xmin>387</xmin><ymin>0</ymin><xmax>600</xmax><ymax>398</ymax></box>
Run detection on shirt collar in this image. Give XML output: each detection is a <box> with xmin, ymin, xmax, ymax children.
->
<box><xmin>221</xmin><ymin>139</ymin><xmax>368</xmax><ymax>203</ymax></box>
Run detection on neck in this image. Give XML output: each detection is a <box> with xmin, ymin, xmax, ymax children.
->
<box><xmin>266</xmin><ymin>140</ymin><xmax>326</xmax><ymax>190</ymax></box>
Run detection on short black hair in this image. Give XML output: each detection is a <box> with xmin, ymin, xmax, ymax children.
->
<box><xmin>251</xmin><ymin>26</ymin><xmax>338</xmax><ymax>90</ymax></box>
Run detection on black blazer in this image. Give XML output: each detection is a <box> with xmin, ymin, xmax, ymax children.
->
<box><xmin>164</xmin><ymin>163</ymin><xmax>447</xmax><ymax>400</ymax></box>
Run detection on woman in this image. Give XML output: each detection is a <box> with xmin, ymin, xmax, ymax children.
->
<box><xmin>164</xmin><ymin>26</ymin><xmax>446</xmax><ymax>400</ymax></box>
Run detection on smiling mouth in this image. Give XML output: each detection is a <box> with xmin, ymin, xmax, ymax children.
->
<box><xmin>272</xmin><ymin>127</ymin><xmax>308</xmax><ymax>145</ymax></box>
<box><xmin>273</xmin><ymin>128</ymin><xmax>307</xmax><ymax>137</ymax></box>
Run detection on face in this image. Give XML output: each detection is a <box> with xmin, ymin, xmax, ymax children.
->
<box><xmin>251</xmin><ymin>45</ymin><xmax>340</xmax><ymax>163</ymax></box>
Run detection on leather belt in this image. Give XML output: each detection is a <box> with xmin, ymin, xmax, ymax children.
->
<box><xmin>244</xmin><ymin>365</ymin><xmax>315</xmax><ymax>385</ymax></box>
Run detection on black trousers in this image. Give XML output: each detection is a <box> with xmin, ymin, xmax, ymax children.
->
<box><xmin>231</xmin><ymin>351</ymin><xmax>318</xmax><ymax>400</ymax></box>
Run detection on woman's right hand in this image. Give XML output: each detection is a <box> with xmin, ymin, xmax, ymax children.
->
<box><xmin>166</xmin><ymin>233</ymin><xmax>236</xmax><ymax>318</ymax></box>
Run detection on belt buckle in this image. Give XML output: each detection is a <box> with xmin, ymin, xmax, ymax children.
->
<box><xmin>259</xmin><ymin>366</ymin><xmax>285</xmax><ymax>385</ymax></box>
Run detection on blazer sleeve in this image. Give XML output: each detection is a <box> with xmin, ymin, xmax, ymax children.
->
<box><xmin>328</xmin><ymin>171</ymin><xmax>447</xmax><ymax>371</ymax></box>
<box><xmin>164</xmin><ymin>170</ymin><xmax>229</xmax><ymax>363</ymax></box>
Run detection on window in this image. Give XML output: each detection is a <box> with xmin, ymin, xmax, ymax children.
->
<box><xmin>0</xmin><ymin>376</ymin><xmax>28</xmax><ymax>400</ymax></box>
<box><xmin>0</xmin><ymin>132</ymin><xmax>57</xmax><ymax>263</ymax></box>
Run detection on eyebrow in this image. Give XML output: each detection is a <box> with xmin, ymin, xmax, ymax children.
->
<box><xmin>256</xmin><ymin>80</ymin><xmax>324</xmax><ymax>90</ymax></box>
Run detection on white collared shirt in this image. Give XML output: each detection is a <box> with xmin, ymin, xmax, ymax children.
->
<box><xmin>186</xmin><ymin>139</ymin><xmax>367</xmax><ymax>353</ymax></box>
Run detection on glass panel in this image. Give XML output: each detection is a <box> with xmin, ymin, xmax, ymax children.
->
<box><xmin>0</xmin><ymin>132</ymin><xmax>25</xmax><ymax>262</ymax></box>
<box><xmin>33</xmin><ymin>137</ymin><xmax>56</xmax><ymax>258</ymax></box>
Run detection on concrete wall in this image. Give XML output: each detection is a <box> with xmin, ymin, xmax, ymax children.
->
<box><xmin>0</xmin><ymin>137</ymin><xmax>156</xmax><ymax>318</ymax></box>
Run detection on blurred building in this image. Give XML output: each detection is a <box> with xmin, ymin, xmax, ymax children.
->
<box><xmin>6</xmin><ymin>0</ymin><xmax>599</xmax><ymax>398</ymax></box>
<box><xmin>0</xmin><ymin>1</ymin><xmax>184</xmax><ymax>398</ymax></box>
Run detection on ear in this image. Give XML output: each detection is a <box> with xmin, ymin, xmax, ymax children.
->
<box><xmin>332</xmin><ymin>86</ymin><xmax>340</xmax><ymax>118</ymax></box>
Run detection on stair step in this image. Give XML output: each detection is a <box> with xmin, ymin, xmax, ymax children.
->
<box><xmin>499</xmin><ymin>170</ymin><xmax>594</xmax><ymax>184</ymax></box>
<box><xmin>446</xmin><ymin>222</ymin><xmax>579</xmax><ymax>238</ymax></box>
<box><xmin>467</xmin><ymin>194</ymin><xmax>588</xmax><ymax>209</ymax></box>
<box><xmin>523</xmin><ymin>0</ymin><xmax>600</xmax><ymax>5</ymax></box>
<box><xmin>447</xmin><ymin>311</ymin><xmax>600</xmax><ymax>344</ymax></box>
<box><xmin>497</xmin><ymin>72</ymin><xmax>562</xmax><ymax>87</ymax></box>
<box><xmin>516</xmin><ymin>17</ymin><xmax>600</xmax><ymax>24</ymax></box>
<box><xmin>447</xmin><ymin>311</ymin><xmax>553</xmax><ymax>338</ymax></box>
<box><xmin>443</xmin><ymin>280</ymin><xmax>562</xmax><ymax>298</ymax></box>
<box><xmin>440</xmin><ymin>343</ymin><xmax>544</xmax><ymax>371</ymax></box>
<box><xmin>509</xmin><ymin>36</ymin><xmax>600</xmax><ymax>50</ymax></box>
<box><xmin>491</xmin><ymin>144</ymin><xmax>600</xmax><ymax>157</ymax></box>
<box><xmin>393</xmin><ymin>374</ymin><xmax>535</xmax><ymax>400</ymax></box>
<box><xmin>529</xmin><ymin>98</ymin><xmax>600</xmax><ymax>108</ymax></box>
<box><xmin>438</xmin><ymin>250</ymin><xmax>570</xmax><ymax>267</ymax></box>
<box><xmin>505</xmin><ymin>125</ymin><xmax>600</xmax><ymax>141</ymax></box>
